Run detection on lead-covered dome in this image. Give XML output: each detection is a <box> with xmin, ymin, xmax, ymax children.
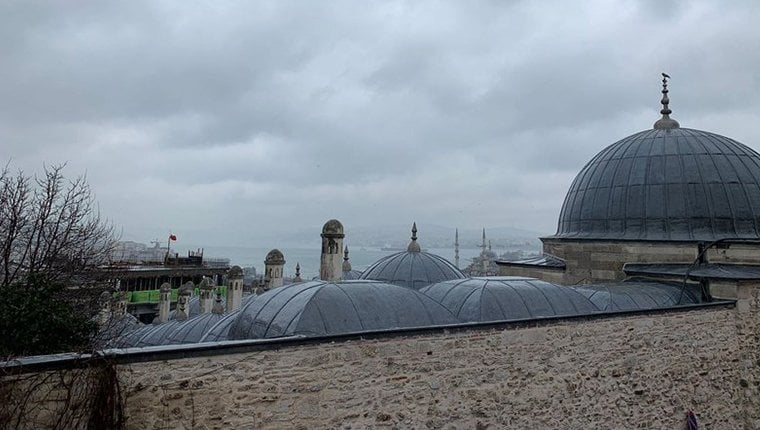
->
<box><xmin>359</xmin><ymin>223</ymin><xmax>465</xmax><ymax>289</ymax></box>
<box><xmin>227</xmin><ymin>280</ymin><xmax>459</xmax><ymax>339</ymax></box>
<box><xmin>554</xmin><ymin>127</ymin><xmax>760</xmax><ymax>241</ymax></box>
<box><xmin>420</xmin><ymin>277</ymin><xmax>599</xmax><ymax>323</ymax></box>
<box><xmin>554</xmin><ymin>76</ymin><xmax>760</xmax><ymax>241</ymax></box>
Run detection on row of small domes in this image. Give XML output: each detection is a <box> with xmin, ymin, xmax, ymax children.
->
<box><xmin>111</xmin><ymin>276</ymin><xmax>701</xmax><ymax>348</ymax></box>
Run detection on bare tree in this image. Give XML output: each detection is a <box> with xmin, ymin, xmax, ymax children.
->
<box><xmin>0</xmin><ymin>163</ymin><xmax>118</xmax><ymax>357</ymax></box>
<box><xmin>0</xmin><ymin>163</ymin><xmax>116</xmax><ymax>287</ymax></box>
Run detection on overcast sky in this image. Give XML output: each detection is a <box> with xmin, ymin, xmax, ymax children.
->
<box><xmin>2</xmin><ymin>0</ymin><xmax>760</xmax><ymax>247</ymax></box>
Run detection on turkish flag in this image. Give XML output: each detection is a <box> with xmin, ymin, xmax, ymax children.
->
<box><xmin>169</xmin><ymin>234</ymin><xmax>177</xmax><ymax>241</ymax></box>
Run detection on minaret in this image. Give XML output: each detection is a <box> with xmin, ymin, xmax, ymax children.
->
<box><xmin>264</xmin><ymin>249</ymin><xmax>286</xmax><ymax>290</ymax></box>
<box><xmin>293</xmin><ymin>263</ymin><xmax>303</xmax><ymax>282</ymax></box>
<box><xmin>407</xmin><ymin>222</ymin><xmax>421</xmax><ymax>252</ymax></box>
<box><xmin>342</xmin><ymin>246</ymin><xmax>352</xmax><ymax>272</ymax></box>
<box><xmin>320</xmin><ymin>219</ymin><xmax>345</xmax><ymax>281</ymax></box>
<box><xmin>226</xmin><ymin>265</ymin><xmax>244</xmax><ymax>312</ymax></box>
<box><xmin>481</xmin><ymin>228</ymin><xmax>488</xmax><ymax>275</ymax></box>
<box><xmin>454</xmin><ymin>228</ymin><xmax>460</xmax><ymax>268</ymax></box>
<box><xmin>653</xmin><ymin>73</ymin><xmax>680</xmax><ymax>130</ymax></box>
<box><xmin>157</xmin><ymin>282</ymin><xmax>172</xmax><ymax>323</ymax></box>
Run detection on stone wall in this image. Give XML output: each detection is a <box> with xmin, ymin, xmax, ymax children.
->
<box><xmin>116</xmin><ymin>299</ymin><xmax>758</xmax><ymax>429</ymax></box>
<box><xmin>4</xmin><ymin>287</ymin><xmax>758</xmax><ymax>430</ymax></box>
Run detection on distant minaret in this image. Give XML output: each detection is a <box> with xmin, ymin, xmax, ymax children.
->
<box><xmin>226</xmin><ymin>266</ymin><xmax>244</xmax><ymax>312</ymax></box>
<box><xmin>320</xmin><ymin>219</ymin><xmax>345</xmax><ymax>281</ymax></box>
<box><xmin>342</xmin><ymin>246</ymin><xmax>352</xmax><ymax>272</ymax></box>
<box><xmin>481</xmin><ymin>228</ymin><xmax>488</xmax><ymax>275</ymax></box>
<box><xmin>264</xmin><ymin>249</ymin><xmax>286</xmax><ymax>290</ymax></box>
<box><xmin>454</xmin><ymin>228</ymin><xmax>460</xmax><ymax>268</ymax></box>
<box><xmin>293</xmin><ymin>263</ymin><xmax>302</xmax><ymax>282</ymax></box>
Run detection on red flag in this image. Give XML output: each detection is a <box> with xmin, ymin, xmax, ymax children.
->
<box><xmin>169</xmin><ymin>234</ymin><xmax>177</xmax><ymax>241</ymax></box>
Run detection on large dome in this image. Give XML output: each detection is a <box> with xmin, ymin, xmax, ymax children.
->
<box><xmin>553</xmin><ymin>127</ymin><xmax>760</xmax><ymax>241</ymax></box>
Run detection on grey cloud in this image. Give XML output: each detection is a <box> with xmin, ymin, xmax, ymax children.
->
<box><xmin>3</xmin><ymin>1</ymin><xmax>760</xmax><ymax>246</ymax></box>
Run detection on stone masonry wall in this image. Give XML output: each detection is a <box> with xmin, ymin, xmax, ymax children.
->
<box><xmin>119</xmin><ymin>303</ymin><xmax>759</xmax><ymax>429</ymax></box>
<box><xmin>515</xmin><ymin>240</ymin><xmax>760</xmax><ymax>285</ymax></box>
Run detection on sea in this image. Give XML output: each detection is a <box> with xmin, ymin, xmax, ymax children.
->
<box><xmin>176</xmin><ymin>245</ymin><xmax>532</xmax><ymax>280</ymax></box>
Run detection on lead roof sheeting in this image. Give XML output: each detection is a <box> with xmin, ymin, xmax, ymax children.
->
<box><xmin>199</xmin><ymin>311</ymin><xmax>241</xmax><ymax>342</ymax></box>
<box><xmin>553</xmin><ymin>128</ymin><xmax>760</xmax><ymax>241</ymax></box>
<box><xmin>573</xmin><ymin>280</ymin><xmax>702</xmax><ymax>311</ymax></box>
<box><xmin>228</xmin><ymin>280</ymin><xmax>459</xmax><ymax>340</ymax></box>
<box><xmin>624</xmin><ymin>263</ymin><xmax>760</xmax><ymax>280</ymax></box>
<box><xmin>165</xmin><ymin>312</ymin><xmax>226</xmax><ymax>345</ymax></box>
<box><xmin>420</xmin><ymin>277</ymin><xmax>598</xmax><ymax>323</ymax></box>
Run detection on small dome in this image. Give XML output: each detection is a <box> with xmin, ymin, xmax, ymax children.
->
<box><xmin>420</xmin><ymin>277</ymin><xmax>598</xmax><ymax>322</ymax></box>
<box><xmin>227</xmin><ymin>280</ymin><xmax>459</xmax><ymax>340</ymax></box>
<box><xmin>134</xmin><ymin>320</ymin><xmax>183</xmax><ymax>347</ymax></box>
<box><xmin>165</xmin><ymin>312</ymin><xmax>226</xmax><ymax>345</ymax></box>
<box><xmin>360</xmin><ymin>223</ymin><xmax>465</xmax><ymax>289</ymax></box>
<box><xmin>199</xmin><ymin>310</ymin><xmax>242</xmax><ymax>342</ymax></box>
<box><xmin>574</xmin><ymin>279</ymin><xmax>703</xmax><ymax>311</ymax></box>
<box><xmin>265</xmin><ymin>249</ymin><xmax>285</xmax><ymax>265</ymax></box>
<box><xmin>342</xmin><ymin>269</ymin><xmax>363</xmax><ymax>280</ymax></box>
<box><xmin>360</xmin><ymin>252</ymin><xmax>465</xmax><ymax>290</ymax></box>
<box><xmin>321</xmin><ymin>219</ymin><xmax>344</xmax><ymax>236</ymax></box>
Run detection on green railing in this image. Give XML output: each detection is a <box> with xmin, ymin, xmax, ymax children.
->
<box><xmin>127</xmin><ymin>286</ymin><xmax>228</xmax><ymax>304</ymax></box>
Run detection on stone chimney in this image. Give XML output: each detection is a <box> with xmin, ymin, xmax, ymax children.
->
<box><xmin>226</xmin><ymin>265</ymin><xmax>244</xmax><ymax>312</ymax></box>
<box><xmin>264</xmin><ymin>249</ymin><xmax>286</xmax><ymax>290</ymax></box>
<box><xmin>212</xmin><ymin>291</ymin><xmax>225</xmax><ymax>314</ymax></box>
<box><xmin>158</xmin><ymin>282</ymin><xmax>172</xmax><ymax>323</ymax></box>
<box><xmin>176</xmin><ymin>284</ymin><xmax>193</xmax><ymax>321</ymax></box>
<box><xmin>199</xmin><ymin>277</ymin><xmax>214</xmax><ymax>314</ymax></box>
<box><xmin>320</xmin><ymin>219</ymin><xmax>344</xmax><ymax>281</ymax></box>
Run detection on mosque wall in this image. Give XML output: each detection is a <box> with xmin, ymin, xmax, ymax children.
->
<box><xmin>514</xmin><ymin>239</ymin><xmax>760</xmax><ymax>285</ymax></box>
<box><xmin>111</xmin><ymin>286</ymin><xmax>759</xmax><ymax>430</ymax></box>
<box><xmin>495</xmin><ymin>264</ymin><xmax>566</xmax><ymax>284</ymax></box>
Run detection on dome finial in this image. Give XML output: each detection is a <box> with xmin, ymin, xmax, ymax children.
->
<box><xmin>408</xmin><ymin>222</ymin><xmax>421</xmax><ymax>252</ymax></box>
<box><xmin>654</xmin><ymin>72</ymin><xmax>680</xmax><ymax>130</ymax></box>
<box><xmin>344</xmin><ymin>245</ymin><xmax>350</xmax><ymax>261</ymax></box>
